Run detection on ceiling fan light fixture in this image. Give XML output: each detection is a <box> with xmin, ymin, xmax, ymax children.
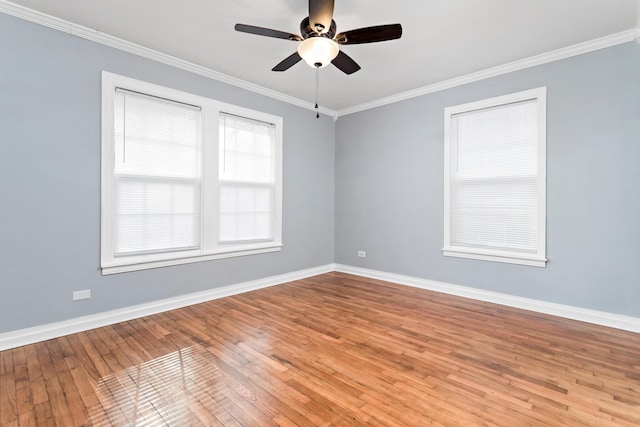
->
<box><xmin>297</xmin><ymin>37</ymin><xmax>339</xmax><ymax>68</ymax></box>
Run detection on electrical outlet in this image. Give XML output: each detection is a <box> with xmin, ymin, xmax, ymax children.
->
<box><xmin>357</xmin><ymin>251</ymin><xmax>366</xmax><ymax>258</ymax></box>
<box><xmin>73</xmin><ymin>289</ymin><xmax>91</xmax><ymax>301</ymax></box>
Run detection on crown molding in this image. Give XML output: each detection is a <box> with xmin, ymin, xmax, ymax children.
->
<box><xmin>0</xmin><ymin>1</ymin><xmax>634</xmax><ymax>119</ymax></box>
<box><xmin>336</xmin><ymin>29</ymin><xmax>637</xmax><ymax>117</ymax></box>
<box><xmin>0</xmin><ymin>0</ymin><xmax>339</xmax><ymax>119</ymax></box>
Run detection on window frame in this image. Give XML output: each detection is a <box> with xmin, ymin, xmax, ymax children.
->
<box><xmin>443</xmin><ymin>87</ymin><xmax>547</xmax><ymax>267</ymax></box>
<box><xmin>101</xmin><ymin>71</ymin><xmax>283</xmax><ymax>275</ymax></box>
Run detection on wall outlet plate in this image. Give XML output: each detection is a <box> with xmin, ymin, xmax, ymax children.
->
<box><xmin>73</xmin><ymin>289</ymin><xmax>91</xmax><ymax>301</ymax></box>
<box><xmin>357</xmin><ymin>251</ymin><xmax>366</xmax><ymax>258</ymax></box>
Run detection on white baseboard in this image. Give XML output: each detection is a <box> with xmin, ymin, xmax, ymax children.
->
<box><xmin>334</xmin><ymin>264</ymin><xmax>640</xmax><ymax>333</ymax></box>
<box><xmin>2</xmin><ymin>263</ymin><xmax>638</xmax><ymax>351</ymax></box>
<box><xmin>0</xmin><ymin>264</ymin><xmax>333</xmax><ymax>351</ymax></box>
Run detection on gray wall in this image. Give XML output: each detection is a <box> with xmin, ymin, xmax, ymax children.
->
<box><xmin>1</xmin><ymin>11</ymin><xmax>638</xmax><ymax>336</ymax></box>
<box><xmin>335</xmin><ymin>42</ymin><xmax>640</xmax><ymax>317</ymax></box>
<box><xmin>0</xmin><ymin>13</ymin><xmax>335</xmax><ymax>333</ymax></box>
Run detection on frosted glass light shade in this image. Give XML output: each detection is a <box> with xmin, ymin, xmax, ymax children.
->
<box><xmin>297</xmin><ymin>37</ymin><xmax>339</xmax><ymax>68</ymax></box>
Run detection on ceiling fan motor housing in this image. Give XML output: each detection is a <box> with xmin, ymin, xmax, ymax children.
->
<box><xmin>301</xmin><ymin>17</ymin><xmax>337</xmax><ymax>40</ymax></box>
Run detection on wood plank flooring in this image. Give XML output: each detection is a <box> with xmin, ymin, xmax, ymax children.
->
<box><xmin>1</xmin><ymin>272</ymin><xmax>639</xmax><ymax>426</ymax></box>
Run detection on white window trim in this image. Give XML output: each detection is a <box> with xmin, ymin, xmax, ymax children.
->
<box><xmin>443</xmin><ymin>87</ymin><xmax>547</xmax><ymax>267</ymax></box>
<box><xmin>101</xmin><ymin>71</ymin><xmax>283</xmax><ymax>275</ymax></box>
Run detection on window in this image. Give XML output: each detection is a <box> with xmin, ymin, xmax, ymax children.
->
<box><xmin>101</xmin><ymin>72</ymin><xmax>282</xmax><ymax>274</ymax></box>
<box><xmin>443</xmin><ymin>88</ymin><xmax>546</xmax><ymax>267</ymax></box>
<box><xmin>219</xmin><ymin>114</ymin><xmax>276</xmax><ymax>243</ymax></box>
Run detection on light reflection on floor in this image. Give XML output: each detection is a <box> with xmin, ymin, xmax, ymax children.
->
<box><xmin>87</xmin><ymin>345</ymin><xmax>235</xmax><ymax>426</ymax></box>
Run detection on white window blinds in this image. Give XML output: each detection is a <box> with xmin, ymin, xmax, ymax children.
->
<box><xmin>218</xmin><ymin>113</ymin><xmax>275</xmax><ymax>243</ymax></box>
<box><xmin>444</xmin><ymin>88</ymin><xmax>546</xmax><ymax>266</ymax></box>
<box><xmin>102</xmin><ymin>72</ymin><xmax>283</xmax><ymax>274</ymax></box>
<box><xmin>450</xmin><ymin>99</ymin><xmax>538</xmax><ymax>253</ymax></box>
<box><xmin>113</xmin><ymin>89</ymin><xmax>202</xmax><ymax>256</ymax></box>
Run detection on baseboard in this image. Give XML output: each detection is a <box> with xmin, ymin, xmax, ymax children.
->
<box><xmin>334</xmin><ymin>264</ymin><xmax>640</xmax><ymax>333</ymax></box>
<box><xmin>2</xmin><ymin>262</ymin><xmax>637</xmax><ymax>351</ymax></box>
<box><xmin>0</xmin><ymin>264</ymin><xmax>333</xmax><ymax>351</ymax></box>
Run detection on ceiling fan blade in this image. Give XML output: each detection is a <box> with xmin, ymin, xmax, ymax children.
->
<box><xmin>308</xmin><ymin>0</ymin><xmax>335</xmax><ymax>34</ymax></box>
<box><xmin>331</xmin><ymin>50</ymin><xmax>361</xmax><ymax>75</ymax></box>
<box><xmin>335</xmin><ymin>24</ymin><xmax>402</xmax><ymax>45</ymax></box>
<box><xmin>235</xmin><ymin>24</ymin><xmax>302</xmax><ymax>41</ymax></box>
<box><xmin>272</xmin><ymin>52</ymin><xmax>303</xmax><ymax>72</ymax></box>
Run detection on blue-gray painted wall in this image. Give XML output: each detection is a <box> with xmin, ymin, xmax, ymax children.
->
<box><xmin>1</xmin><ymin>11</ymin><xmax>639</xmax><ymax>335</ymax></box>
<box><xmin>335</xmin><ymin>42</ymin><xmax>640</xmax><ymax>317</ymax></box>
<box><xmin>0</xmin><ymin>13</ymin><xmax>335</xmax><ymax>333</ymax></box>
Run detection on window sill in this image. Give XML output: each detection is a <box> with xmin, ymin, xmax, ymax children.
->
<box><xmin>443</xmin><ymin>248</ymin><xmax>546</xmax><ymax>267</ymax></box>
<box><xmin>101</xmin><ymin>244</ymin><xmax>282</xmax><ymax>275</ymax></box>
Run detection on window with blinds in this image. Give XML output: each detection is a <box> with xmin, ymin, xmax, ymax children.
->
<box><xmin>101</xmin><ymin>72</ymin><xmax>283</xmax><ymax>274</ymax></box>
<box><xmin>219</xmin><ymin>113</ymin><xmax>275</xmax><ymax>243</ymax></box>
<box><xmin>113</xmin><ymin>89</ymin><xmax>202</xmax><ymax>256</ymax></box>
<box><xmin>443</xmin><ymin>88</ymin><xmax>547</xmax><ymax>267</ymax></box>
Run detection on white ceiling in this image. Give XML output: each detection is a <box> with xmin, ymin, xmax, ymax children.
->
<box><xmin>4</xmin><ymin>0</ymin><xmax>639</xmax><ymax>112</ymax></box>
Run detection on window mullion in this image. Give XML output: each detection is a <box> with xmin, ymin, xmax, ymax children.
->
<box><xmin>201</xmin><ymin>106</ymin><xmax>220</xmax><ymax>253</ymax></box>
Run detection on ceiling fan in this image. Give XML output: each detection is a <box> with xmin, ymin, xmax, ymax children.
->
<box><xmin>234</xmin><ymin>0</ymin><xmax>402</xmax><ymax>75</ymax></box>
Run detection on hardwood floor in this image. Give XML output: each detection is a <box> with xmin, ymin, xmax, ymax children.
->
<box><xmin>1</xmin><ymin>272</ymin><xmax>639</xmax><ymax>426</ymax></box>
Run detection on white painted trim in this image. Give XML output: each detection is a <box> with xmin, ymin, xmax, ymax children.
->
<box><xmin>334</xmin><ymin>264</ymin><xmax>640</xmax><ymax>333</ymax></box>
<box><xmin>336</xmin><ymin>30</ymin><xmax>637</xmax><ymax>116</ymax></box>
<box><xmin>101</xmin><ymin>71</ymin><xmax>285</xmax><ymax>275</ymax></box>
<box><xmin>442</xmin><ymin>250</ymin><xmax>546</xmax><ymax>268</ymax></box>
<box><xmin>0</xmin><ymin>0</ymin><xmax>338</xmax><ymax>119</ymax></box>
<box><xmin>1</xmin><ymin>263</ymin><xmax>638</xmax><ymax>351</ymax></box>
<box><xmin>443</xmin><ymin>87</ymin><xmax>547</xmax><ymax>268</ymax></box>
<box><xmin>0</xmin><ymin>1</ymin><xmax>636</xmax><ymax>118</ymax></box>
<box><xmin>0</xmin><ymin>264</ymin><xmax>333</xmax><ymax>351</ymax></box>
<box><xmin>102</xmin><ymin>246</ymin><xmax>283</xmax><ymax>275</ymax></box>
